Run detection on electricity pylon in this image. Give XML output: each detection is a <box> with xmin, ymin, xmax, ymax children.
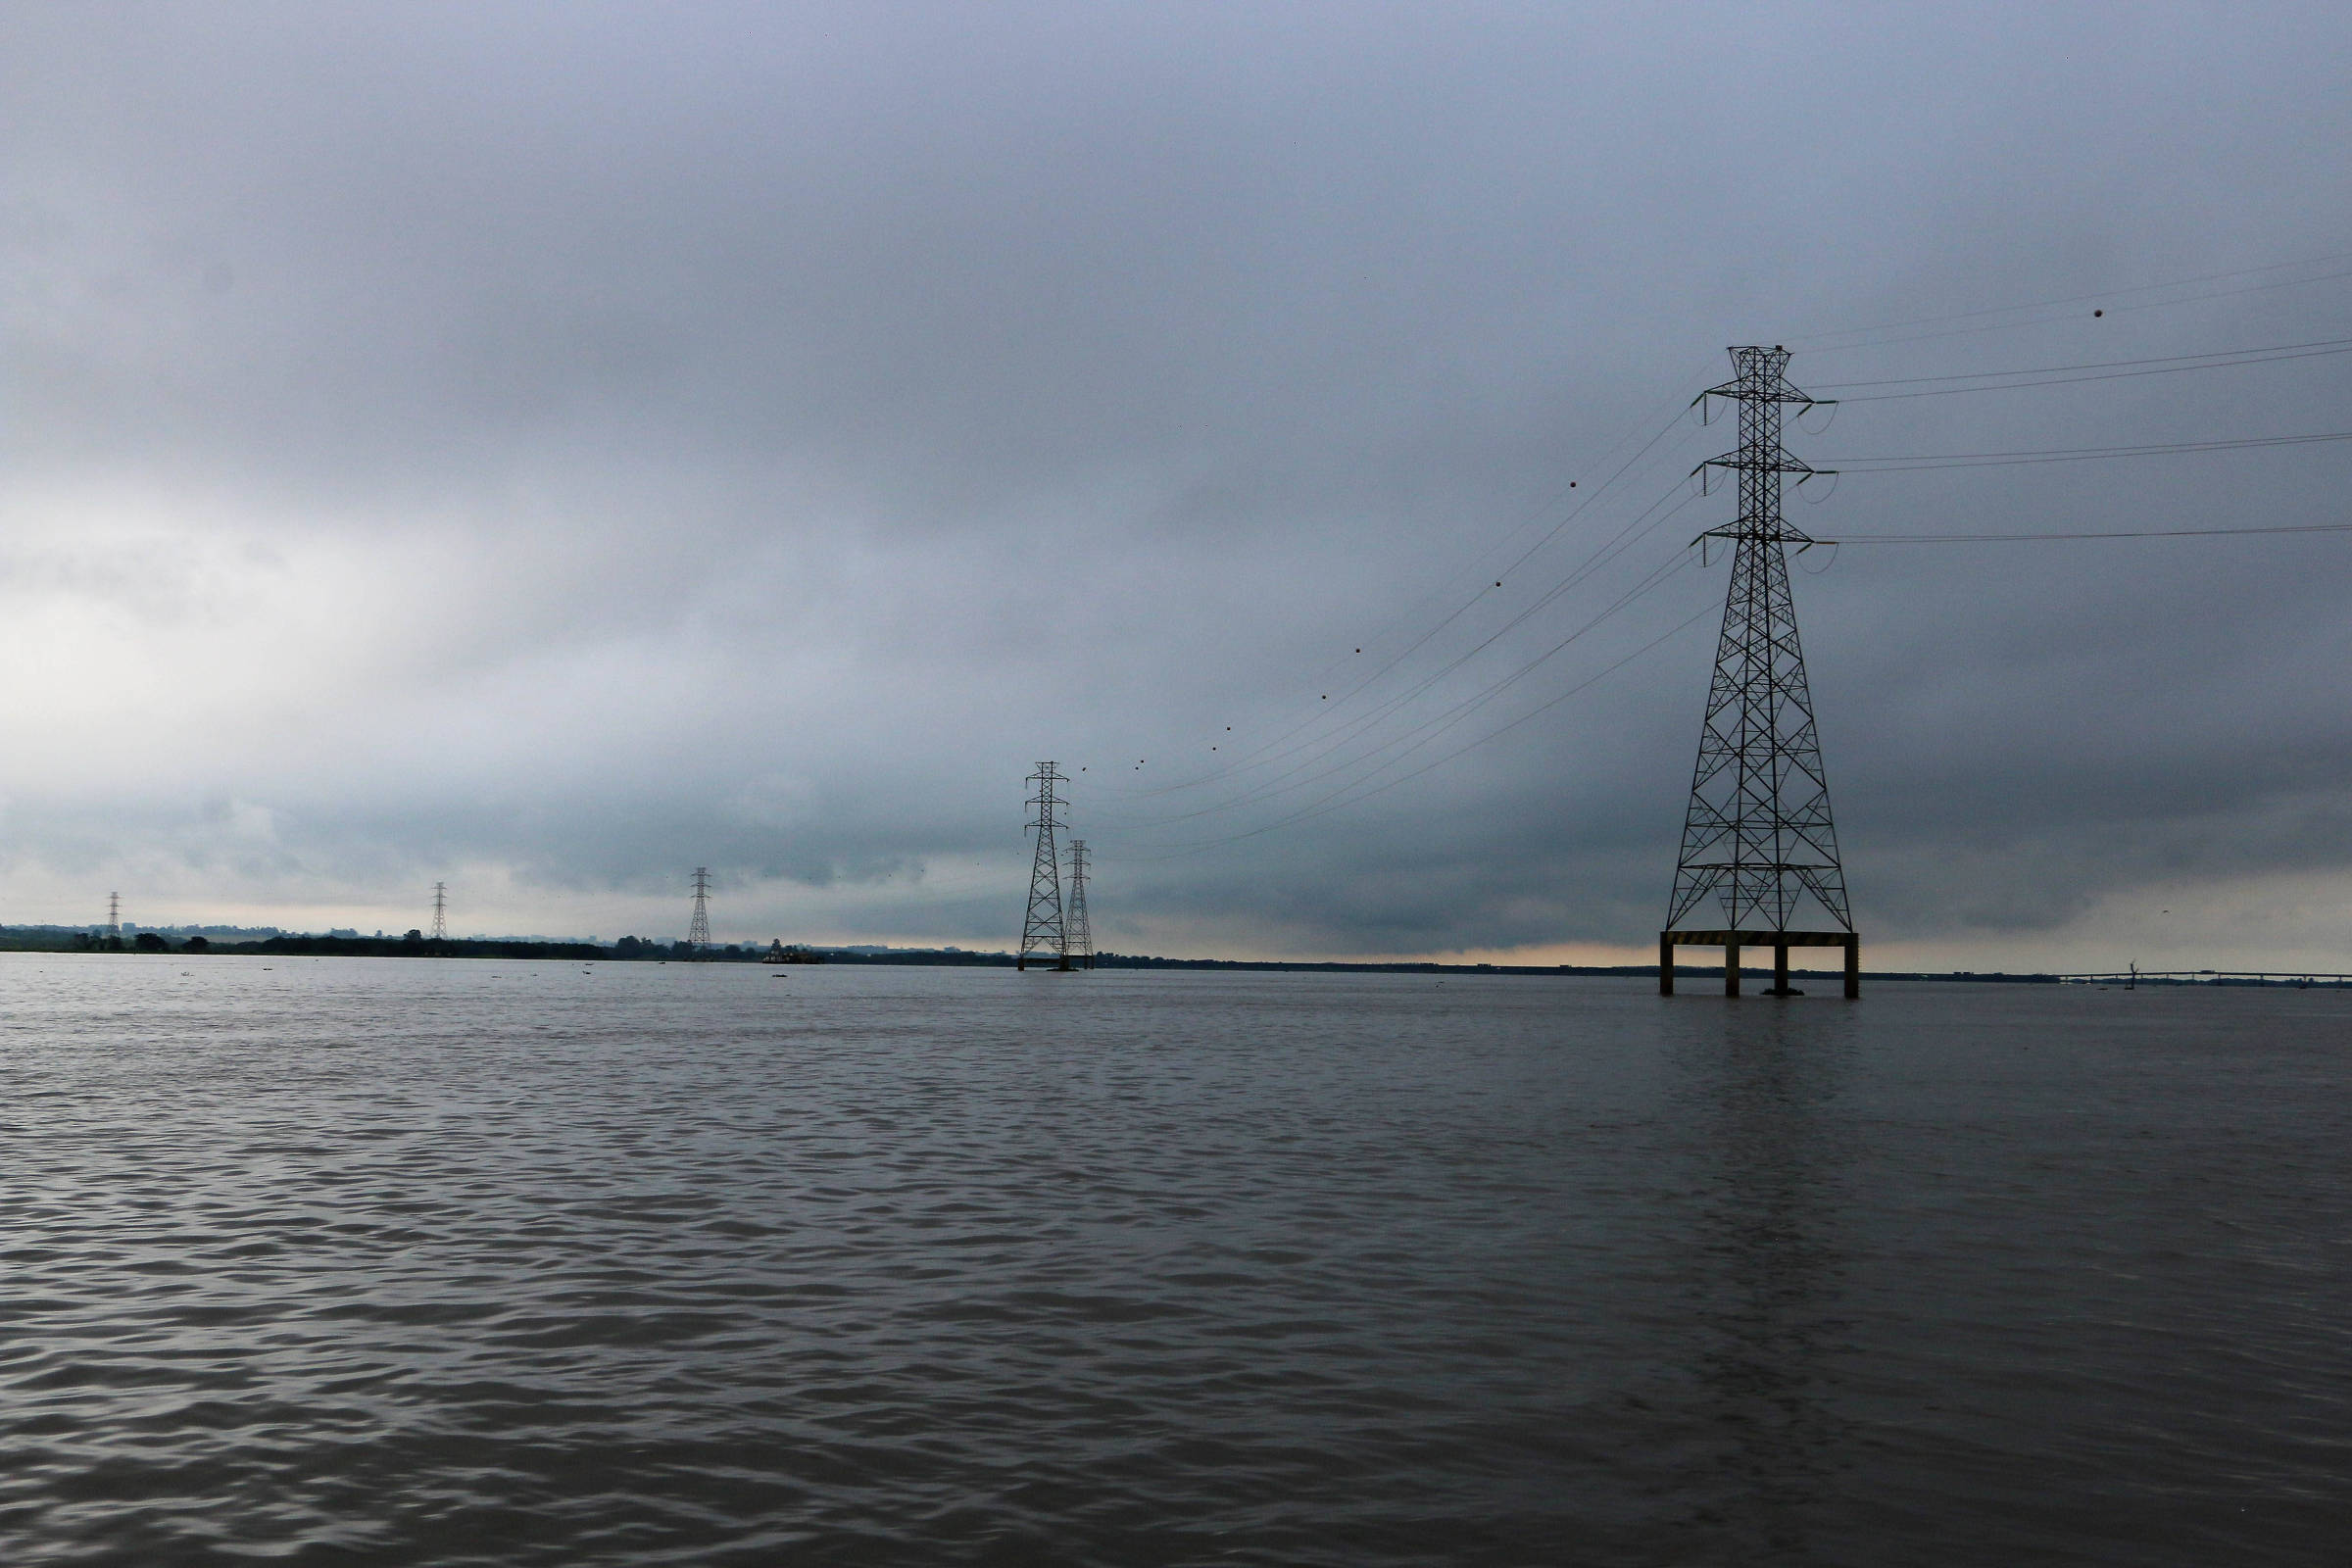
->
<box><xmin>430</xmin><ymin>882</ymin><xmax>448</xmax><ymax>943</ymax></box>
<box><xmin>1018</xmin><ymin>762</ymin><xmax>1068</xmax><ymax>971</ymax></box>
<box><xmin>1661</xmin><ymin>346</ymin><xmax>1859</xmax><ymax>999</ymax></box>
<box><xmin>107</xmin><ymin>891</ymin><xmax>120</xmax><ymax>942</ymax></box>
<box><xmin>687</xmin><ymin>867</ymin><xmax>713</xmax><ymax>950</ymax></box>
<box><xmin>1063</xmin><ymin>839</ymin><xmax>1094</xmax><ymax>970</ymax></box>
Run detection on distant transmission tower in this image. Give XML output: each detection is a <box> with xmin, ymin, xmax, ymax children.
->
<box><xmin>107</xmin><ymin>891</ymin><xmax>121</xmax><ymax>943</ymax></box>
<box><xmin>1661</xmin><ymin>346</ymin><xmax>1860</xmax><ymax>1000</ymax></box>
<box><xmin>1063</xmin><ymin>839</ymin><xmax>1094</xmax><ymax>970</ymax></box>
<box><xmin>687</xmin><ymin>867</ymin><xmax>713</xmax><ymax>950</ymax></box>
<box><xmin>430</xmin><ymin>882</ymin><xmax>448</xmax><ymax>942</ymax></box>
<box><xmin>1018</xmin><ymin>762</ymin><xmax>1069</xmax><ymax>971</ymax></box>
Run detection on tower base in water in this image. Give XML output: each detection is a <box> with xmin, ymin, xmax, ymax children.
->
<box><xmin>1659</xmin><ymin>929</ymin><xmax>1859</xmax><ymax>999</ymax></box>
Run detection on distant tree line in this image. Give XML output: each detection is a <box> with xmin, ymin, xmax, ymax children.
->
<box><xmin>0</xmin><ymin>927</ymin><xmax>833</xmax><ymax>962</ymax></box>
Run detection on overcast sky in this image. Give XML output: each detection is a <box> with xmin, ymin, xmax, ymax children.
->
<box><xmin>4</xmin><ymin>2</ymin><xmax>2351</xmax><ymax>967</ymax></box>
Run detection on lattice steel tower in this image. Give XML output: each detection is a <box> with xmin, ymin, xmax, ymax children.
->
<box><xmin>1063</xmin><ymin>839</ymin><xmax>1094</xmax><ymax>970</ymax></box>
<box><xmin>687</xmin><ymin>867</ymin><xmax>713</xmax><ymax>949</ymax></box>
<box><xmin>430</xmin><ymin>882</ymin><xmax>448</xmax><ymax>943</ymax></box>
<box><xmin>1018</xmin><ymin>762</ymin><xmax>1068</xmax><ymax>971</ymax></box>
<box><xmin>1661</xmin><ymin>347</ymin><xmax>1859</xmax><ymax>999</ymax></box>
<box><xmin>107</xmin><ymin>892</ymin><xmax>121</xmax><ymax>944</ymax></box>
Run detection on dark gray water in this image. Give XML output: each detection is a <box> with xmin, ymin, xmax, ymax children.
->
<box><xmin>3</xmin><ymin>956</ymin><xmax>2347</xmax><ymax>1565</ymax></box>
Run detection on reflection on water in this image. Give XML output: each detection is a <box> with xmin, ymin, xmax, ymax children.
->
<box><xmin>1673</xmin><ymin>1004</ymin><xmax>1859</xmax><ymax>1560</ymax></box>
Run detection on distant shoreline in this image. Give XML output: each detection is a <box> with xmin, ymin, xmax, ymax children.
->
<box><xmin>2</xmin><ymin>928</ymin><xmax>2344</xmax><ymax>985</ymax></box>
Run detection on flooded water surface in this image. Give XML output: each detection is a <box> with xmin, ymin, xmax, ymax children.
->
<box><xmin>2</xmin><ymin>956</ymin><xmax>2347</xmax><ymax>1564</ymax></box>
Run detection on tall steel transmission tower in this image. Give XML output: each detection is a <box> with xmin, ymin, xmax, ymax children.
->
<box><xmin>1018</xmin><ymin>762</ymin><xmax>1068</xmax><ymax>971</ymax></box>
<box><xmin>1063</xmin><ymin>839</ymin><xmax>1094</xmax><ymax>970</ymax></box>
<box><xmin>107</xmin><ymin>892</ymin><xmax>121</xmax><ymax>944</ymax></box>
<box><xmin>1661</xmin><ymin>346</ymin><xmax>1860</xmax><ymax>1000</ymax></box>
<box><xmin>687</xmin><ymin>867</ymin><xmax>713</xmax><ymax>950</ymax></box>
<box><xmin>430</xmin><ymin>882</ymin><xmax>448</xmax><ymax>943</ymax></box>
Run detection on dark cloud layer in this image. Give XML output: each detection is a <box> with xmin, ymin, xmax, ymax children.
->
<box><xmin>3</xmin><ymin>3</ymin><xmax>2350</xmax><ymax>964</ymax></box>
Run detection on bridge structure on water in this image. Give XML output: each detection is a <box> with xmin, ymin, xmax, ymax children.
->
<box><xmin>2056</xmin><ymin>967</ymin><xmax>2352</xmax><ymax>987</ymax></box>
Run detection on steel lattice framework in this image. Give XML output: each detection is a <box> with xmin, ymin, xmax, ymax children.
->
<box><xmin>1018</xmin><ymin>762</ymin><xmax>1069</xmax><ymax>971</ymax></box>
<box><xmin>1063</xmin><ymin>839</ymin><xmax>1094</xmax><ymax>970</ymax></box>
<box><xmin>1666</xmin><ymin>346</ymin><xmax>1852</xmax><ymax>934</ymax></box>
<box><xmin>431</xmin><ymin>881</ymin><xmax>448</xmax><ymax>942</ymax></box>
<box><xmin>687</xmin><ymin>866</ymin><xmax>713</xmax><ymax>949</ymax></box>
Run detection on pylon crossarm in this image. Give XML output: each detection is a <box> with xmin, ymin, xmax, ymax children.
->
<box><xmin>1695</xmin><ymin>455</ymin><xmax>1820</xmax><ymax>480</ymax></box>
<box><xmin>1695</xmin><ymin>374</ymin><xmax>1828</xmax><ymax>408</ymax></box>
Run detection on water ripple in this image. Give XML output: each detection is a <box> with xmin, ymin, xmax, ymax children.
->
<box><xmin>3</xmin><ymin>957</ymin><xmax>2349</xmax><ymax>1564</ymax></box>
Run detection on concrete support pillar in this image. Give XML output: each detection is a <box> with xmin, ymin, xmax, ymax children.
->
<box><xmin>1844</xmin><ymin>935</ymin><xmax>1861</xmax><ymax>999</ymax></box>
<box><xmin>1725</xmin><ymin>941</ymin><xmax>1741</xmax><ymax>998</ymax></box>
<box><xmin>1774</xmin><ymin>942</ymin><xmax>1789</xmax><ymax>994</ymax></box>
<box><xmin>1659</xmin><ymin>934</ymin><xmax>1675</xmax><ymax>995</ymax></box>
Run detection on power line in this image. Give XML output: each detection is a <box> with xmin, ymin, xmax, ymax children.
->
<box><xmin>1116</xmin><ymin>350</ymin><xmax>1849</xmax><ymax>869</ymax></box>
<box><xmin>1139</xmin><ymin>382</ymin><xmax>2352</xmax><ymax>846</ymax></box>
<box><xmin>1192</xmin><ymin>294</ymin><xmax>2352</xmax><ymax>805</ymax></box>
<box><xmin>1103</xmin><ymin>469</ymin><xmax>1709</xmax><ymax>825</ymax></box>
<box><xmin>1108</xmin><ymin>368</ymin><xmax>1716</xmax><ymax>802</ymax></box>
<box><xmin>1825</xmin><ymin>429</ymin><xmax>2352</xmax><ymax>473</ymax></box>
<box><xmin>1132</xmin><ymin>598</ymin><xmax>1716</xmax><ymax>858</ymax></box>
<box><xmin>1102</xmin><ymin>535</ymin><xmax>1697</xmax><ymax>831</ymax></box>
<box><xmin>1816</xmin><ymin>334</ymin><xmax>2352</xmax><ymax>388</ymax></box>
<box><xmin>1091</xmin><ymin>271</ymin><xmax>2352</xmax><ymax>863</ymax></box>
<box><xmin>1194</xmin><ymin>487</ymin><xmax>1701</xmax><ymax>805</ymax></box>
<box><xmin>1114</xmin><ymin>549</ymin><xmax>1699</xmax><ymax>844</ymax></box>
<box><xmin>1298</xmin><ymin>358</ymin><xmax>1714</xmax><ymax>691</ymax></box>
<box><xmin>1111</xmin><ymin>434</ymin><xmax>1698</xmax><ymax>805</ymax></box>
<box><xmin>1113</xmin><ymin>269</ymin><xmax>2352</xmax><ymax>816</ymax></box>
<box><xmin>1822</xmin><ymin>519</ymin><xmax>2352</xmax><ymax>544</ymax></box>
<box><xmin>1813</xmin><ymin>336</ymin><xmax>2352</xmax><ymax>402</ymax></box>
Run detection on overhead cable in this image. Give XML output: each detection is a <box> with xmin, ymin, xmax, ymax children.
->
<box><xmin>1128</xmin><ymin>600</ymin><xmax>1718</xmax><ymax>858</ymax></box>
<box><xmin>1822</xmin><ymin>519</ymin><xmax>2352</xmax><ymax>544</ymax></box>
<box><xmin>1102</xmin><ymin>546</ymin><xmax>1698</xmax><ymax>832</ymax></box>
<box><xmin>1103</xmin><ymin>414</ymin><xmax>1709</xmax><ymax>803</ymax></box>
<box><xmin>1825</xmin><ymin>429</ymin><xmax>2352</xmax><ymax>472</ymax></box>
<box><xmin>1813</xmin><ymin>336</ymin><xmax>2352</xmax><ymax>402</ymax></box>
<box><xmin>1097</xmin><ymin>484</ymin><xmax>1706</xmax><ymax>828</ymax></box>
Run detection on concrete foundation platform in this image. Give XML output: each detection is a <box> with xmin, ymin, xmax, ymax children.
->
<box><xmin>1659</xmin><ymin>929</ymin><xmax>1859</xmax><ymax>999</ymax></box>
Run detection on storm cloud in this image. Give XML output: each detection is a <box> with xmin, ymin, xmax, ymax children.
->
<box><xmin>4</xmin><ymin>3</ymin><xmax>2350</xmax><ymax>967</ymax></box>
